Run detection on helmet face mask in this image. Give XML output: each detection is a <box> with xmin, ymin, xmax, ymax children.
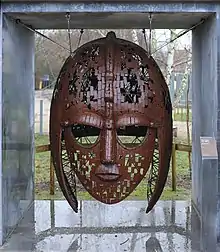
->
<box><xmin>50</xmin><ymin>32</ymin><xmax>172</xmax><ymax>213</ymax></box>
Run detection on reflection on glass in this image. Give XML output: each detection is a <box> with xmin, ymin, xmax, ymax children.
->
<box><xmin>6</xmin><ymin>200</ymin><xmax>194</xmax><ymax>252</ymax></box>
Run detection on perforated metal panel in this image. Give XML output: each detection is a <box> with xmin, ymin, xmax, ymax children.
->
<box><xmin>50</xmin><ymin>32</ymin><xmax>172</xmax><ymax>213</ymax></box>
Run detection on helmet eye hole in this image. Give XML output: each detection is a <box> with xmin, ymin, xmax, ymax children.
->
<box><xmin>117</xmin><ymin>126</ymin><xmax>148</xmax><ymax>148</ymax></box>
<box><xmin>71</xmin><ymin>124</ymin><xmax>100</xmax><ymax>146</ymax></box>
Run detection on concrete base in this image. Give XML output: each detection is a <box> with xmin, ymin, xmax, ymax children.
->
<box><xmin>0</xmin><ymin>200</ymin><xmax>207</xmax><ymax>252</ymax></box>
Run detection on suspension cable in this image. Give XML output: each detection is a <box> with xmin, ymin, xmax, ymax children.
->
<box><xmin>15</xmin><ymin>19</ymin><xmax>70</xmax><ymax>52</ymax></box>
<box><xmin>16</xmin><ymin>16</ymin><xmax>205</xmax><ymax>58</ymax></box>
<box><xmin>152</xmin><ymin>18</ymin><xmax>206</xmax><ymax>55</ymax></box>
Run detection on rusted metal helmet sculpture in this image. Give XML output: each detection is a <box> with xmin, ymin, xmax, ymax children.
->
<box><xmin>50</xmin><ymin>31</ymin><xmax>172</xmax><ymax>213</ymax></box>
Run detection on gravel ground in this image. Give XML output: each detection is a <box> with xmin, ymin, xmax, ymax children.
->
<box><xmin>173</xmin><ymin>121</ymin><xmax>192</xmax><ymax>141</ymax></box>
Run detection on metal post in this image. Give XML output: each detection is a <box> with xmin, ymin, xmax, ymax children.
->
<box><xmin>171</xmin><ymin>143</ymin><xmax>177</xmax><ymax>191</ymax></box>
<box><xmin>39</xmin><ymin>80</ymin><xmax>42</xmax><ymax>90</ymax></box>
<box><xmin>200</xmin><ymin>137</ymin><xmax>218</xmax><ymax>252</ymax></box>
<box><xmin>50</xmin><ymin>154</ymin><xmax>55</xmax><ymax>195</ymax></box>
<box><xmin>50</xmin><ymin>200</ymin><xmax>55</xmax><ymax>228</ymax></box>
<box><xmin>39</xmin><ymin>99</ymin><xmax>43</xmax><ymax>135</ymax></box>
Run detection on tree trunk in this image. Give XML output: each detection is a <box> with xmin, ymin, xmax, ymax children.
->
<box><xmin>165</xmin><ymin>29</ymin><xmax>176</xmax><ymax>86</ymax></box>
<box><xmin>173</xmin><ymin>51</ymin><xmax>191</xmax><ymax>108</ymax></box>
<box><xmin>131</xmin><ymin>29</ymin><xmax>139</xmax><ymax>45</ymax></box>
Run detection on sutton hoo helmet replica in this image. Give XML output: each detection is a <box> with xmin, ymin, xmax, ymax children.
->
<box><xmin>50</xmin><ymin>31</ymin><xmax>172</xmax><ymax>213</ymax></box>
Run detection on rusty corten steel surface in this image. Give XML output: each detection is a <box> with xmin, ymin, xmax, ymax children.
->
<box><xmin>49</xmin><ymin>31</ymin><xmax>172</xmax><ymax>213</ymax></box>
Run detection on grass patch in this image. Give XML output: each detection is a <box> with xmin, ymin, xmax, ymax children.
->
<box><xmin>35</xmin><ymin>134</ymin><xmax>191</xmax><ymax>201</ymax></box>
<box><xmin>35</xmin><ymin>134</ymin><xmax>50</xmax><ymax>185</ymax></box>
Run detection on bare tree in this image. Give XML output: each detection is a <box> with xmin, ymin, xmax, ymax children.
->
<box><xmin>35</xmin><ymin>29</ymin><xmax>191</xmax><ymax>89</ymax></box>
<box><xmin>165</xmin><ymin>29</ymin><xmax>176</xmax><ymax>85</ymax></box>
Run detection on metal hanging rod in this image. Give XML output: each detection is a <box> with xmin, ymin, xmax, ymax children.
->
<box><xmin>148</xmin><ymin>12</ymin><xmax>153</xmax><ymax>56</ymax></box>
<box><xmin>152</xmin><ymin>18</ymin><xmax>206</xmax><ymax>55</ymax></box>
<box><xmin>65</xmin><ymin>12</ymin><xmax>73</xmax><ymax>55</ymax></box>
<box><xmin>77</xmin><ymin>29</ymin><xmax>84</xmax><ymax>48</ymax></box>
<box><xmin>142</xmin><ymin>29</ymin><xmax>148</xmax><ymax>52</ymax></box>
<box><xmin>15</xmin><ymin>19</ymin><xmax>70</xmax><ymax>52</ymax></box>
<box><xmin>65</xmin><ymin>12</ymin><xmax>84</xmax><ymax>53</ymax></box>
<box><xmin>16</xmin><ymin>16</ymin><xmax>206</xmax><ymax>58</ymax></box>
